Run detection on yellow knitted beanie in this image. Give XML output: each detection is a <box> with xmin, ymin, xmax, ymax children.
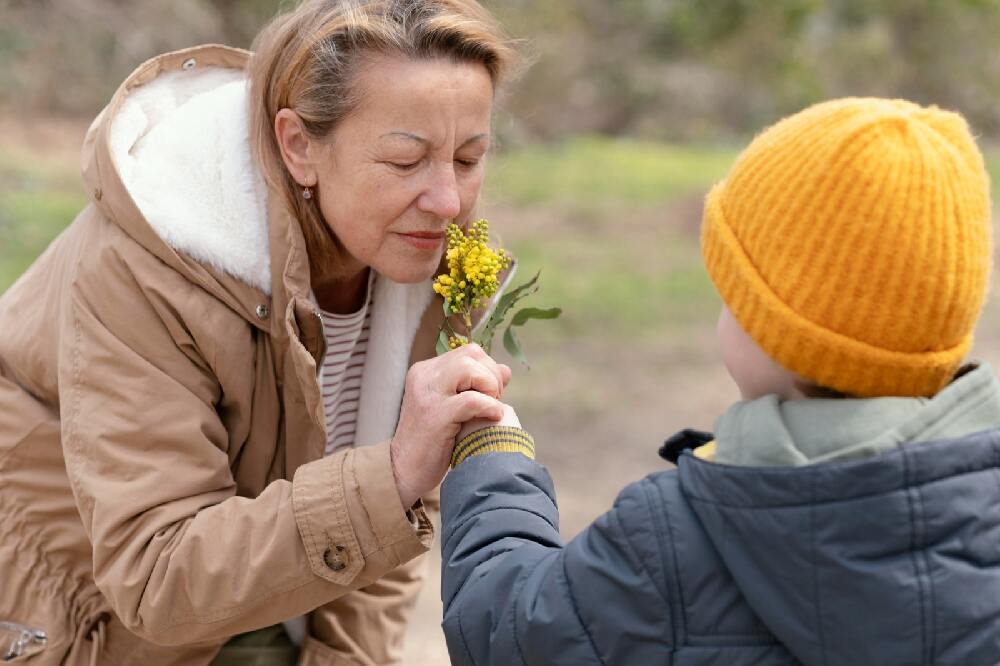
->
<box><xmin>702</xmin><ymin>98</ymin><xmax>992</xmax><ymax>397</ymax></box>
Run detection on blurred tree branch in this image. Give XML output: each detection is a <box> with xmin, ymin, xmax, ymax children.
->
<box><xmin>3</xmin><ymin>0</ymin><xmax>1000</xmax><ymax>140</ymax></box>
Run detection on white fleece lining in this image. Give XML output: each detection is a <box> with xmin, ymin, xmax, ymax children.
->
<box><xmin>354</xmin><ymin>277</ymin><xmax>434</xmax><ymax>448</ymax></box>
<box><xmin>109</xmin><ymin>68</ymin><xmax>271</xmax><ymax>293</ymax></box>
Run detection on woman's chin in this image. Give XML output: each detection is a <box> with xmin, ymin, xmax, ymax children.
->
<box><xmin>373</xmin><ymin>259</ymin><xmax>441</xmax><ymax>284</ymax></box>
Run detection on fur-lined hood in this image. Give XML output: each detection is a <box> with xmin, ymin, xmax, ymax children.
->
<box><xmin>79</xmin><ymin>44</ymin><xmax>437</xmax><ymax>451</ymax></box>
<box><xmin>109</xmin><ymin>63</ymin><xmax>271</xmax><ymax>292</ymax></box>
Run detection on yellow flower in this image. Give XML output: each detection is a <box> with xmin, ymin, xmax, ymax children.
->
<box><xmin>434</xmin><ymin>220</ymin><xmax>558</xmax><ymax>360</ymax></box>
<box><xmin>433</xmin><ymin>219</ymin><xmax>512</xmax><ymax>335</ymax></box>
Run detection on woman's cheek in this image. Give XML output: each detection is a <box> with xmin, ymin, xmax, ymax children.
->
<box><xmin>459</xmin><ymin>171</ymin><xmax>486</xmax><ymax>216</ymax></box>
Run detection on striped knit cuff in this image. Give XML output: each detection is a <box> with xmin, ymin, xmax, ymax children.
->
<box><xmin>451</xmin><ymin>426</ymin><xmax>535</xmax><ymax>468</ymax></box>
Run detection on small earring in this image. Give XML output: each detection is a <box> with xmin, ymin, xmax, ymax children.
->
<box><xmin>302</xmin><ymin>186</ymin><xmax>313</xmax><ymax>200</ymax></box>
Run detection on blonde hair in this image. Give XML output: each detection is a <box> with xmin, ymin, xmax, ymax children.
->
<box><xmin>248</xmin><ymin>0</ymin><xmax>521</xmax><ymax>282</ymax></box>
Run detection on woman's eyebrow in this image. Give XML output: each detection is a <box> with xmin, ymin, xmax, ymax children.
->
<box><xmin>381</xmin><ymin>131</ymin><xmax>490</xmax><ymax>148</ymax></box>
<box><xmin>460</xmin><ymin>134</ymin><xmax>491</xmax><ymax>148</ymax></box>
<box><xmin>382</xmin><ymin>131</ymin><xmax>429</xmax><ymax>145</ymax></box>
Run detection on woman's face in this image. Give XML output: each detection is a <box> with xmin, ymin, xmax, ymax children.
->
<box><xmin>310</xmin><ymin>55</ymin><xmax>494</xmax><ymax>284</ymax></box>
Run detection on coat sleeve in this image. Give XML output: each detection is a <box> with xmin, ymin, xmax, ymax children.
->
<box><xmin>440</xmin><ymin>441</ymin><xmax>672</xmax><ymax>666</ymax></box>
<box><xmin>58</xmin><ymin>250</ymin><xmax>432</xmax><ymax>646</ymax></box>
<box><xmin>300</xmin><ymin>493</ymin><xmax>439</xmax><ymax>665</ymax></box>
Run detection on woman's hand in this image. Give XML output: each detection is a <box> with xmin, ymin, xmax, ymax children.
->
<box><xmin>391</xmin><ymin>344</ymin><xmax>512</xmax><ymax>509</ymax></box>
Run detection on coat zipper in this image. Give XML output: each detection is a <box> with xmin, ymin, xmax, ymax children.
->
<box><xmin>1</xmin><ymin>621</ymin><xmax>47</xmax><ymax>660</ymax></box>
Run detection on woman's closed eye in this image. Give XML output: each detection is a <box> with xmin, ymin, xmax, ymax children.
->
<box><xmin>385</xmin><ymin>157</ymin><xmax>482</xmax><ymax>172</ymax></box>
<box><xmin>388</xmin><ymin>159</ymin><xmax>421</xmax><ymax>171</ymax></box>
<box><xmin>455</xmin><ymin>158</ymin><xmax>481</xmax><ymax>170</ymax></box>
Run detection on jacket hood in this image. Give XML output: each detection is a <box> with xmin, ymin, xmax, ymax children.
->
<box><xmin>715</xmin><ymin>363</ymin><xmax>1000</xmax><ymax>466</ymax></box>
<box><xmin>82</xmin><ymin>45</ymin><xmax>272</xmax><ymax>294</ymax></box>
<box><xmin>680</xmin><ymin>427</ymin><xmax>1000</xmax><ymax>663</ymax></box>
<box><xmin>109</xmin><ymin>66</ymin><xmax>270</xmax><ymax>293</ymax></box>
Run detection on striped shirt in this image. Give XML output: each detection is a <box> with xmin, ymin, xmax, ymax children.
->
<box><xmin>318</xmin><ymin>273</ymin><xmax>374</xmax><ymax>456</ymax></box>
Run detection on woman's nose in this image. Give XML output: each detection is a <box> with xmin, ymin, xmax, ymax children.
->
<box><xmin>418</xmin><ymin>164</ymin><xmax>462</xmax><ymax>220</ymax></box>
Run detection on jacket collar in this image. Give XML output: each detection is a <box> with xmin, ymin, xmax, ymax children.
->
<box><xmin>713</xmin><ymin>362</ymin><xmax>1000</xmax><ymax>466</ymax></box>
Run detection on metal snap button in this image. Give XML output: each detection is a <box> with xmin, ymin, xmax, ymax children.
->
<box><xmin>323</xmin><ymin>545</ymin><xmax>348</xmax><ymax>572</ymax></box>
<box><xmin>255</xmin><ymin>304</ymin><xmax>269</xmax><ymax>319</ymax></box>
<box><xmin>182</xmin><ymin>58</ymin><xmax>197</xmax><ymax>70</ymax></box>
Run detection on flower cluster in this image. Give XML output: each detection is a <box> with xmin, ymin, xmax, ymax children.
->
<box><xmin>446</xmin><ymin>333</ymin><xmax>469</xmax><ymax>350</ymax></box>
<box><xmin>433</xmin><ymin>218</ymin><xmax>560</xmax><ymax>363</ymax></box>
<box><xmin>433</xmin><ymin>220</ymin><xmax>511</xmax><ymax>324</ymax></box>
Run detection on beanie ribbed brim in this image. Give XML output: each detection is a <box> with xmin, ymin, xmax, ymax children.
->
<box><xmin>702</xmin><ymin>186</ymin><xmax>971</xmax><ymax>398</ymax></box>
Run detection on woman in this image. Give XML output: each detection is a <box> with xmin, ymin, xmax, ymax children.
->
<box><xmin>0</xmin><ymin>0</ymin><xmax>519</xmax><ymax>663</ymax></box>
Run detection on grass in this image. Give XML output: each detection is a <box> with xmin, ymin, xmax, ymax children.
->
<box><xmin>988</xmin><ymin>153</ymin><xmax>1000</xmax><ymax>193</ymax></box>
<box><xmin>487</xmin><ymin>135</ymin><xmax>735</xmax><ymax>210</ymax></box>
<box><xmin>477</xmin><ymin>135</ymin><xmax>731</xmax><ymax>343</ymax></box>
<box><xmin>0</xmin><ymin>190</ymin><xmax>84</xmax><ymax>285</ymax></box>
<box><xmin>503</xmin><ymin>230</ymin><xmax>717</xmax><ymax>344</ymax></box>
<box><xmin>0</xmin><ymin>142</ymin><xmax>86</xmax><ymax>289</ymax></box>
<box><xmin>484</xmin><ymin>138</ymin><xmax>1000</xmax><ymax>347</ymax></box>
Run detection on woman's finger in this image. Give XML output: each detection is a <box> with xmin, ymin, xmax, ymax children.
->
<box><xmin>496</xmin><ymin>363</ymin><xmax>512</xmax><ymax>390</ymax></box>
<box><xmin>457</xmin><ymin>343</ymin><xmax>489</xmax><ymax>362</ymax></box>
<box><xmin>446</xmin><ymin>391</ymin><xmax>505</xmax><ymax>424</ymax></box>
<box><xmin>452</xmin><ymin>344</ymin><xmax>512</xmax><ymax>394</ymax></box>
<box><xmin>458</xmin><ymin>360</ymin><xmax>503</xmax><ymax>398</ymax></box>
<box><xmin>440</xmin><ymin>356</ymin><xmax>502</xmax><ymax>398</ymax></box>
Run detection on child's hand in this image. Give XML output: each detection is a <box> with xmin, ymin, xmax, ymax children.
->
<box><xmin>390</xmin><ymin>344</ymin><xmax>511</xmax><ymax>509</ymax></box>
<box><xmin>456</xmin><ymin>403</ymin><xmax>522</xmax><ymax>443</ymax></box>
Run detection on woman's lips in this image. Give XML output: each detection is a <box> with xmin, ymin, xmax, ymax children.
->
<box><xmin>398</xmin><ymin>231</ymin><xmax>445</xmax><ymax>250</ymax></box>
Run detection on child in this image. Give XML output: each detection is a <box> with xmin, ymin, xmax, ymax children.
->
<box><xmin>438</xmin><ymin>98</ymin><xmax>1000</xmax><ymax>664</ymax></box>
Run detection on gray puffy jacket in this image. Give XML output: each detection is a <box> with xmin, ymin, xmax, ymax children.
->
<box><xmin>441</xmin><ymin>430</ymin><xmax>1000</xmax><ymax>665</ymax></box>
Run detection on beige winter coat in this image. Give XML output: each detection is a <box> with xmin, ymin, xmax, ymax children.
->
<box><xmin>0</xmin><ymin>45</ymin><xmax>449</xmax><ymax>665</ymax></box>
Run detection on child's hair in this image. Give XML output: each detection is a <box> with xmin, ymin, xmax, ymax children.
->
<box><xmin>701</xmin><ymin>98</ymin><xmax>992</xmax><ymax>398</ymax></box>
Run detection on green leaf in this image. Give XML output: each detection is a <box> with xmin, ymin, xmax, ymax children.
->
<box><xmin>509</xmin><ymin>306</ymin><xmax>562</xmax><ymax>326</ymax></box>
<box><xmin>476</xmin><ymin>271</ymin><xmax>542</xmax><ymax>347</ymax></box>
<box><xmin>436</xmin><ymin>329</ymin><xmax>450</xmax><ymax>356</ymax></box>
<box><xmin>497</xmin><ymin>271</ymin><xmax>541</xmax><ymax>313</ymax></box>
<box><xmin>503</xmin><ymin>326</ymin><xmax>528</xmax><ymax>367</ymax></box>
<box><xmin>501</xmin><ymin>306</ymin><xmax>562</xmax><ymax>367</ymax></box>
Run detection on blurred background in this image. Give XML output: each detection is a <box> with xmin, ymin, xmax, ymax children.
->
<box><xmin>3</xmin><ymin>1</ymin><xmax>1000</xmax><ymax>663</ymax></box>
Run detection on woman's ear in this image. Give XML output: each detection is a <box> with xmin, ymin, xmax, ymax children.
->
<box><xmin>274</xmin><ymin>108</ymin><xmax>317</xmax><ymax>187</ymax></box>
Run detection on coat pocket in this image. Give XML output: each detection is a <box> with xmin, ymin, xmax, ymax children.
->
<box><xmin>1</xmin><ymin>621</ymin><xmax>47</xmax><ymax>662</ymax></box>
